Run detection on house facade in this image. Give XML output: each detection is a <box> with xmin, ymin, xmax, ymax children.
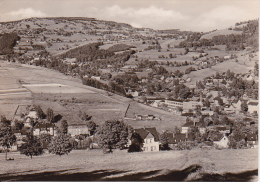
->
<box><xmin>213</xmin><ymin>134</ymin><xmax>229</xmax><ymax>148</ymax></box>
<box><xmin>33</xmin><ymin>123</ymin><xmax>56</xmax><ymax>136</ymax></box>
<box><xmin>132</xmin><ymin>127</ymin><xmax>160</xmax><ymax>152</ymax></box>
<box><xmin>181</xmin><ymin>122</ymin><xmax>194</xmax><ymax>134</ymax></box>
<box><xmin>248</xmin><ymin>102</ymin><xmax>258</xmax><ymax>114</ymax></box>
<box><xmin>68</xmin><ymin>124</ymin><xmax>90</xmax><ymax>137</ymax></box>
<box><xmin>165</xmin><ymin>99</ymin><xmax>183</xmax><ymax>109</ymax></box>
<box><xmin>183</xmin><ymin>101</ymin><xmax>202</xmax><ymax>111</ymax></box>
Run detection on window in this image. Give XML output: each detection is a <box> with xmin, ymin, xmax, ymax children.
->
<box><xmin>150</xmin><ymin>139</ymin><xmax>152</xmax><ymax>143</ymax></box>
<box><xmin>151</xmin><ymin>146</ymin><xmax>156</xmax><ymax>151</ymax></box>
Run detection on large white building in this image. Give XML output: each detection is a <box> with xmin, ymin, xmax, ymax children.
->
<box><xmin>68</xmin><ymin>124</ymin><xmax>90</xmax><ymax>137</ymax></box>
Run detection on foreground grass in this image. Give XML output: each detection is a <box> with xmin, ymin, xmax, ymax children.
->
<box><xmin>0</xmin><ymin>148</ymin><xmax>257</xmax><ymax>178</ymax></box>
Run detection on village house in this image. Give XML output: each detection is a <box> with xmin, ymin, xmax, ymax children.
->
<box><xmin>150</xmin><ymin>99</ymin><xmax>164</xmax><ymax>108</ymax></box>
<box><xmin>224</xmin><ymin>55</ymin><xmax>231</xmax><ymax>60</ymax></box>
<box><xmin>196</xmin><ymin>122</ymin><xmax>206</xmax><ymax>134</ymax></box>
<box><xmin>183</xmin><ymin>101</ymin><xmax>203</xmax><ymax>112</ymax></box>
<box><xmin>224</xmin><ymin>104</ymin><xmax>237</xmax><ymax>114</ymax></box>
<box><xmin>135</xmin><ymin>114</ymin><xmax>156</xmax><ymax>120</ymax></box>
<box><xmin>215</xmin><ymin>125</ymin><xmax>231</xmax><ymax>134</ymax></box>
<box><xmin>212</xmin><ymin>134</ymin><xmax>229</xmax><ymax>148</ymax></box>
<box><xmin>165</xmin><ymin>98</ymin><xmax>183</xmax><ymax>109</ymax></box>
<box><xmin>168</xmin><ymin>133</ymin><xmax>187</xmax><ymax>148</ymax></box>
<box><xmin>247</xmin><ymin>101</ymin><xmax>258</xmax><ymax>114</ymax></box>
<box><xmin>201</xmin><ymin>110</ymin><xmax>214</xmax><ymax>116</ymax></box>
<box><xmin>132</xmin><ymin>127</ymin><xmax>160</xmax><ymax>152</ymax></box>
<box><xmin>181</xmin><ymin>121</ymin><xmax>194</xmax><ymax>134</ymax></box>
<box><xmin>126</xmin><ymin>89</ymin><xmax>139</xmax><ymax>97</ymax></box>
<box><xmin>68</xmin><ymin>123</ymin><xmax>90</xmax><ymax>137</ymax></box>
<box><xmin>90</xmin><ymin>76</ymin><xmax>101</xmax><ymax>81</ymax></box>
<box><xmin>11</xmin><ymin>129</ymin><xmax>28</xmax><ymax>151</ymax></box>
<box><xmin>33</xmin><ymin>123</ymin><xmax>56</xmax><ymax>136</ymax></box>
<box><xmin>246</xmin><ymin>133</ymin><xmax>258</xmax><ymax>148</ymax></box>
<box><xmin>12</xmin><ymin>105</ymin><xmax>38</xmax><ymax>128</ymax></box>
<box><xmin>232</xmin><ymin>99</ymin><xmax>243</xmax><ymax>112</ymax></box>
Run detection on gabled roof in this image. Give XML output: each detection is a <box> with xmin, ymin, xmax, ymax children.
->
<box><xmin>13</xmin><ymin>129</ymin><xmax>28</xmax><ymax>135</ymax></box>
<box><xmin>247</xmin><ymin>133</ymin><xmax>257</xmax><ymax>141</ymax></box>
<box><xmin>182</xmin><ymin>121</ymin><xmax>194</xmax><ymax>127</ymax></box>
<box><xmin>215</xmin><ymin>125</ymin><xmax>230</xmax><ymax>131</ymax></box>
<box><xmin>248</xmin><ymin>102</ymin><xmax>258</xmax><ymax>106</ymax></box>
<box><xmin>169</xmin><ymin>133</ymin><xmax>186</xmax><ymax>144</ymax></box>
<box><xmin>166</xmin><ymin>98</ymin><xmax>183</xmax><ymax>102</ymax></box>
<box><xmin>134</xmin><ymin>127</ymin><xmax>159</xmax><ymax>141</ymax></box>
<box><xmin>34</xmin><ymin>123</ymin><xmax>55</xmax><ymax>129</ymax></box>
<box><xmin>181</xmin><ymin>113</ymin><xmax>194</xmax><ymax>117</ymax></box>
<box><xmin>196</xmin><ymin>122</ymin><xmax>206</xmax><ymax>127</ymax></box>
<box><xmin>212</xmin><ymin>134</ymin><xmax>227</xmax><ymax>141</ymax></box>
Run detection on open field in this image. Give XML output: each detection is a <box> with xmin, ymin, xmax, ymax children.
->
<box><xmin>125</xmin><ymin>101</ymin><xmax>186</xmax><ymax>131</ymax></box>
<box><xmin>23</xmin><ymin>83</ymin><xmax>96</xmax><ymax>94</ymax></box>
<box><xmin>0</xmin><ymin>148</ymin><xmax>257</xmax><ymax>181</ymax></box>
<box><xmin>184</xmin><ymin>57</ymin><xmax>252</xmax><ymax>87</ymax></box>
<box><xmin>0</xmin><ymin>65</ymin><xmax>33</xmax><ymax>119</ymax></box>
<box><xmin>0</xmin><ymin>61</ymin><xmax>187</xmax><ymax>129</ymax></box>
<box><xmin>33</xmin><ymin>93</ymin><xmax>128</xmax><ymax>124</ymax></box>
<box><xmin>201</xmin><ymin>29</ymin><xmax>243</xmax><ymax>39</ymax></box>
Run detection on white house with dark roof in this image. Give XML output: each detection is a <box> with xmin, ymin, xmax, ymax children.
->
<box><xmin>181</xmin><ymin>121</ymin><xmax>194</xmax><ymax>134</ymax></box>
<box><xmin>132</xmin><ymin>127</ymin><xmax>160</xmax><ymax>152</ymax></box>
<box><xmin>248</xmin><ymin>101</ymin><xmax>258</xmax><ymax>114</ymax></box>
<box><xmin>213</xmin><ymin>134</ymin><xmax>229</xmax><ymax>148</ymax></box>
<box><xmin>33</xmin><ymin>123</ymin><xmax>56</xmax><ymax>136</ymax></box>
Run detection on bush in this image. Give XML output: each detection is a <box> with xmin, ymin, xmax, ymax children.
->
<box><xmin>128</xmin><ymin>143</ymin><xmax>142</xmax><ymax>153</ymax></box>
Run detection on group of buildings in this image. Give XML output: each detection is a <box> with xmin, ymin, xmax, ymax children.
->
<box><xmin>4</xmin><ymin>100</ymin><xmax>258</xmax><ymax>153</ymax></box>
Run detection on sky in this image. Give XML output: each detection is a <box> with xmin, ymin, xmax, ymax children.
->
<box><xmin>0</xmin><ymin>0</ymin><xmax>258</xmax><ymax>31</ymax></box>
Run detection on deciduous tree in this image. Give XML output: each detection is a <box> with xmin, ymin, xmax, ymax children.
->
<box><xmin>0</xmin><ymin>119</ymin><xmax>16</xmax><ymax>160</ymax></box>
<box><xmin>97</xmin><ymin>120</ymin><xmax>132</xmax><ymax>153</ymax></box>
<box><xmin>48</xmin><ymin>133</ymin><xmax>73</xmax><ymax>156</ymax></box>
<box><xmin>18</xmin><ymin>134</ymin><xmax>44</xmax><ymax>159</ymax></box>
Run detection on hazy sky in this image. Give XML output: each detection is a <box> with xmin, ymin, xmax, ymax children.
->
<box><xmin>0</xmin><ymin>0</ymin><xmax>258</xmax><ymax>31</ymax></box>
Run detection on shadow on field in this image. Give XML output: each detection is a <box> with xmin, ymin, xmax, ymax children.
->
<box><xmin>0</xmin><ymin>165</ymin><xmax>257</xmax><ymax>181</ymax></box>
<box><xmin>195</xmin><ymin>169</ymin><xmax>258</xmax><ymax>181</ymax></box>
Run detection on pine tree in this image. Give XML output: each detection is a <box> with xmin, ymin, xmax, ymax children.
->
<box><xmin>46</xmin><ymin>108</ymin><xmax>54</xmax><ymax>123</ymax></box>
<box><xmin>60</xmin><ymin>120</ymin><xmax>68</xmax><ymax>134</ymax></box>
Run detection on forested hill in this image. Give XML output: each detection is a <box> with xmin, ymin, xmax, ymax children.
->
<box><xmin>177</xmin><ymin>19</ymin><xmax>259</xmax><ymax>51</ymax></box>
